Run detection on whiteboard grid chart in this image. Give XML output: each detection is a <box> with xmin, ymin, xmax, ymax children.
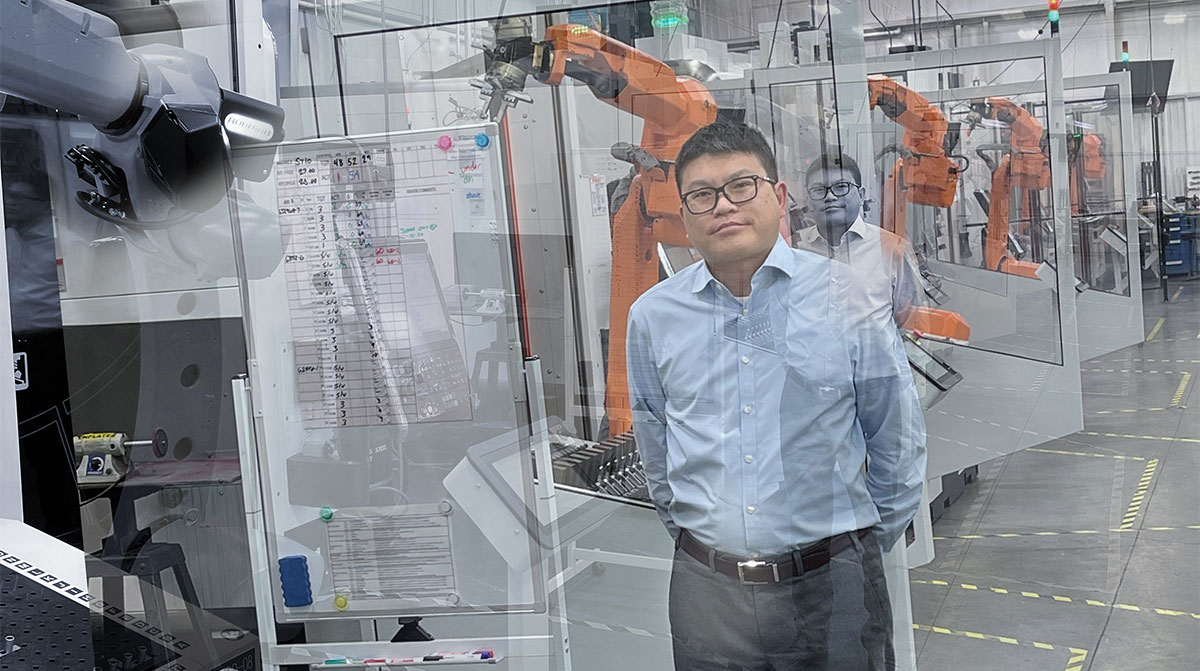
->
<box><xmin>274</xmin><ymin>140</ymin><xmax>453</xmax><ymax>429</ymax></box>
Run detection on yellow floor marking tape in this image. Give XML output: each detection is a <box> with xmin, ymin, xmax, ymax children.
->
<box><xmin>1085</xmin><ymin>369</ymin><xmax>1183</xmax><ymax>374</ymax></box>
<box><xmin>1146</xmin><ymin>317</ymin><xmax>1165</xmax><ymax>341</ymax></box>
<box><xmin>1026</xmin><ymin>447</ymin><xmax>1146</xmax><ymax>460</ymax></box>
<box><xmin>1092</xmin><ymin>407</ymin><xmax>1169</xmax><ymax>415</ymax></box>
<box><xmin>931</xmin><ymin>524</ymin><xmax>1200</xmax><ymax>541</ymax></box>
<box><xmin>1119</xmin><ymin>458</ymin><xmax>1158</xmax><ymax>531</ymax></box>
<box><xmin>1067</xmin><ymin>648</ymin><xmax>1089</xmax><ymax>671</ymax></box>
<box><xmin>1171</xmin><ymin>286</ymin><xmax>1183</xmax><ymax>301</ymax></box>
<box><xmin>911</xmin><ymin>579</ymin><xmax>1200</xmax><ymax>621</ymax></box>
<box><xmin>1171</xmin><ymin>372</ymin><xmax>1191</xmax><ymax>407</ymax></box>
<box><xmin>1100</xmin><ymin>358</ymin><xmax>1200</xmax><ymax>364</ymax></box>
<box><xmin>1079</xmin><ymin>431</ymin><xmax>1200</xmax><ymax>444</ymax></box>
<box><xmin>912</xmin><ymin>624</ymin><xmax>1088</xmax><ymax>671</ymax></box>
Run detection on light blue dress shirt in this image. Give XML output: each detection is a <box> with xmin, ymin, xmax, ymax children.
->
<box><xmin>626</xmin><ymin>235</ymin><xmax>926</xmax><ymax>557</ymax></box>
<box><xmin>793</xmin><ymin>215</ymin><xmax>926</xmax><ymax>331</ymax></box>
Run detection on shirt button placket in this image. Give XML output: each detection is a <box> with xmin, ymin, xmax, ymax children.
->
<box><xmin>736</xmin><ymin>302</ymin><xmax>759</xmax><ymax>546</ymax></box>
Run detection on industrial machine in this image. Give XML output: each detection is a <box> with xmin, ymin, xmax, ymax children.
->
<box><xmin>0</xmin><ymin>0</ymin><xmax>283</xmax><ymax>227</ymax></box>
<box><xmin>966</xmin><ymin>96</ymin><xmax>1052</xmax><ymax>279</ymax></box>
<box><xmin>867</xmin><ymin>74</ymin><xmax>964</xmax><ymax>240</ymax></box>
<box><xmin>1</xmin><ymin>0</ymin><xmax>286</xmax><ymax>641</ymax></box>
<box><xmin>473</xmin><ymin>20</ymin><xmax>717</xmax><ymax>437</ymax></box>
<box><xmin>865</xmin><ymin>74</ymin><xmax>971</xmax><ymax>345</ymax></box>
<box><xmin>749</xmin><ymin>38</ymin><xmax>1083</xmax><ymax>479</ymax></box>
<box><xmin>1069</xmin><ymin>132</ymin><xmax>1108</xmax><ymax>215</ymax></box>
<box><xmin>72</xmin><ymin>429</ymin><xmax>167</xmax><ymax>488</ymax></box>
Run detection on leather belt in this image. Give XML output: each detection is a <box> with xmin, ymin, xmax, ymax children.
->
<box><xmin>678</xmin><ymin>528</ymin><xmax>872</xmax><ymax>585</ymax></box>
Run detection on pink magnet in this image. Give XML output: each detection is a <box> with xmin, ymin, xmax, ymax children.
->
<box><xmin>437</xmin><ymin>135</ymin><xmax>453</xmax><ymax>150</ymax></box>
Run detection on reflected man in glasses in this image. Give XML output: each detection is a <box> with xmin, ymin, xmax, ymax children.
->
<box><xmin>625</xmin><ymin>122</ymin><xmax>926</xmax><ymax>670</ymax></box>
<box><xmin>792</xmin><ymin>149</ymin><xmax>927</xmax><ymax>331</ymax></box>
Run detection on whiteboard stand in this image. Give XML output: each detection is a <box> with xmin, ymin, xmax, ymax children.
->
<box><xmin>523</xmin><ymin>355</ymin><xmax>575</xmax><ymax>671</ymax></box>
<box><xmin>233</xmin><ymin>361</ymin><xmax>571</xmax><ymax>669</ymax></box>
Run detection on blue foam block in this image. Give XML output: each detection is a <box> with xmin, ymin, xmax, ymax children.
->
<box><xmin>278</xmin><ymin>554</ymin><xmax>313</xmax><ymax>607</ymax></box>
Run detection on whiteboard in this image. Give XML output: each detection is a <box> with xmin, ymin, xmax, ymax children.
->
<box><xmin>235</xmin><ymin>123</ymin><xmax>543</xmax><ymax>621</ymax></box>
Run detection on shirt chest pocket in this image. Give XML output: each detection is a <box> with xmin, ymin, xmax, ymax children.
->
<box><xmin>664</xmin><ymin>395</ymin><xmax>721</xmax><ymax>426</ymax></box>
<box><xmin>780</xmin><ymin>337</ymin><xmax>855</xmax><ymax>404</ymax></box>
<box><xmin>659</xmin><ymin>357</ymin><xmax>721</xmax><ymax>425</ymax></box>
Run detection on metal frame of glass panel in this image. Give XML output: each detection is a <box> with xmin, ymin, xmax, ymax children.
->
<box><xmin>1064</xmin><ymin>71</ymin><xmax>1144</xmax><ymax>360</ymax></box>
<box><xmin>919</xmin><ymin>71</ymin><xmax>1143</xmax><ymax>360</ymax></box>
<box><xmin>745</xmin><ymin>39</ymin><xmax>1083</xmax><ymax>479</ymax></box>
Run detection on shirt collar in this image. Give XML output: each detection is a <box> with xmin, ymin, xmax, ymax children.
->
<box><xmin>691</xmin><ymin>235</ymin><xmax>795</xmax><ymax>294</ymax></box>
<box><xmin>795</xmin><ymin>214</ymin><xmax>867</xmax><ymax>249</ymax></box>
<box><xmin>846</xmin><ymin>215</ymin><xmax>868</xmax><ymax>241</ymax></box>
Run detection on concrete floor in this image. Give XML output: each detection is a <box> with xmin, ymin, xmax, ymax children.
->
<box><xmin>557</xmin><ymin>278</ymin><xmax>1200</xmax><ymax>670</ymax></box>
<box><xmin>913</xmin><ymin>278</ymin><xmax>1200</xmax><ymax>670</ymax></box>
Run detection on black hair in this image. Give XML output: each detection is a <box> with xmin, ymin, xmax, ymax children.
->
<box><xmin>674</xmin><ymin>122</ymin><xmax>778</xmax><ymax>191</ymax></box>
<box><xmin>804</xmin><ymin>147</ymin><xmax>862</xmax><ymax>185</ymax></box>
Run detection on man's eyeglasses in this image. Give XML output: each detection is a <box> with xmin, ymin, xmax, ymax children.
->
<box><xmin>681</xmin><ymin>175</ymin><xmax>776</xmax><ymax>215</ymax></box>
<box><xmin>806</xmin><ymin>181</ymin><xmax>860</xmax><ymax>201</ymax></box>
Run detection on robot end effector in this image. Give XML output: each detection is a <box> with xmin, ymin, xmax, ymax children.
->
<box><xmin>472</xmin><ymin>19</ymin><xmax>633</xmax><ymax>122</ymax></box>
<box><xmin>0</xmin><ymin>0</ymin><xmax>284</xmax><ymax>225</ymax></box>
<box><xmin>471</xmin><ymin>17</ymin><xmax>541</xmax><ymax>120</ymax></box>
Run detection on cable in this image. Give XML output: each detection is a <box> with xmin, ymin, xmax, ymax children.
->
<box><xmin>867</xmin><ymin>0</ymin><xmax>894</xmax><ymax>49</ymax></box>
<box><xmin>302</xmin><ymin>11</ymin><xmax>322</xmax><ymax>138</ymax></box>
<box><xmin>916</xmin><ymin>0</ymin><xmax>924</xmax><ymax>47</ymax></box>
<box><xmin>934</xmin><ymin>0</ymin><xmax>956</xmax><ymax>48</ymax></box>
<box><xmin>79</xmin><ymin>481</ymin><xmax>119</xmax><ymax>506</ymax></box>
<box><xmin>765</xmin><ymin>0</ymin><xmax>786</xmax><ymax>67</ymax></box>
<box><xmin>985</xmin><ymin>0</ymin><xmax>1102</xmax><ymax>88</ymax></box>
<box><xmin>1062</xmin><ymin>0</ymin><xmax>1105</xmax><ymax>53</ymax></box>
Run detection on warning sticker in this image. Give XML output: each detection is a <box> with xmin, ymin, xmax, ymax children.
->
<box><xmin>13</xmin><ymin>353</ymin><xmax>27</xmax><ymax>391</ymax></box>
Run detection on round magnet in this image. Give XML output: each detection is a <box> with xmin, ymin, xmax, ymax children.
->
<box><xmin>475</xmin><ymin>133</ymin><xmax>491</xmax><ymax>149</ymax></box>
<box><xmin>437</xmin><ymin>135</ymin><xmax>453</xmax><ymax>150</ymax></box>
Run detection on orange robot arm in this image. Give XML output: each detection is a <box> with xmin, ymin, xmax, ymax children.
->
<box><xmin>973</xmin><ymin>97</ymin><xmax>1051</xmax><ymax>191</ymax></box>
<box><xmin>970</xmin><ymin>97</ymin><xmax>1048</xmax><ymax>279</ymax></box>
<box><xmin>537</xmin><ymin>25</ymin><xmax>716</xmax><ymax>164</ymax></box>
<box><xmin>867</xmin><ymin>75</ymin><xmax>961</xmax><ymax>210</ymax></box>
<box><xmin>1082</xmin><ymin>134</ymin><xmax>1105</xmax><ymax>179</ymax></box>
<box><xmin>488</xmin><ymin>24</ymin><xmax>717</xmax><ymax>435</ymax></box>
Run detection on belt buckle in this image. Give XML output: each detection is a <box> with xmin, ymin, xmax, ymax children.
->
<box><xmin>736</xmin><ymin>559</ymin><xmax>779</xmax><ymax>585</ymax></box>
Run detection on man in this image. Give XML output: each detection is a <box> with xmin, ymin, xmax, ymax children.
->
<box><xmin>792</xmin><ymin>150</ymin><xmax>927</xmax><ymax>331</ymax></box>
<box><xmin>626</xmin><ymin>121</ymin><xmax>926</xmax><ymax>670</ymax></box>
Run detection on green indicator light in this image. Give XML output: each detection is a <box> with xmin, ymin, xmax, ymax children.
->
<box><xmin>1048</xmin><ymin>9</ymin><xmax>1060</xmax><ymax>21</ymax></box>
<box><xmin>652</xmin><ymin>15</ymin><xmax>683</xmax><ymax>29</ymax></box>
<box><xmin>1121</xmin><ymin>52</ymin><xmax>1131</xmax><ymax>62</ymax></box>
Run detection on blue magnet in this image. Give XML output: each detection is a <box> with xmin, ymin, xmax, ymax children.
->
<box><xmin>278</xmin><ymin>555</ymin><xmax>313</xmax><ymax>607</ymax></box>
<box><xmin>475</xmin><ymin>132</ymin><xmax>491</xmax><ymax>149</ymax></box>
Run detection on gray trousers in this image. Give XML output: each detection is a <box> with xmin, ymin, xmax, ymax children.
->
<box><xmin>668</xmin><ymin>529</ymin><xmax>894</xmax><ymax>671</ymax></box>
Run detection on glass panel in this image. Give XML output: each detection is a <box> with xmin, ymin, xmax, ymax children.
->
<box><xmin>232</xmin><ymin>124</ymin><xmax>542</xmax><ymax>620</ymax></box>
<box><xmin>1065</xmin><ymin>87</ymin><xmax>1133</xmax><ymax>295</ymax></box>
<box><xmin>6</xmin><ymin>0</ymin><xmax>1193</xmax><ymax>669</ymax></box>
<box><xmin>768</xmin><ymin>57</ymin><xmax>1066</xmax><ymax>365</ymax></box>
